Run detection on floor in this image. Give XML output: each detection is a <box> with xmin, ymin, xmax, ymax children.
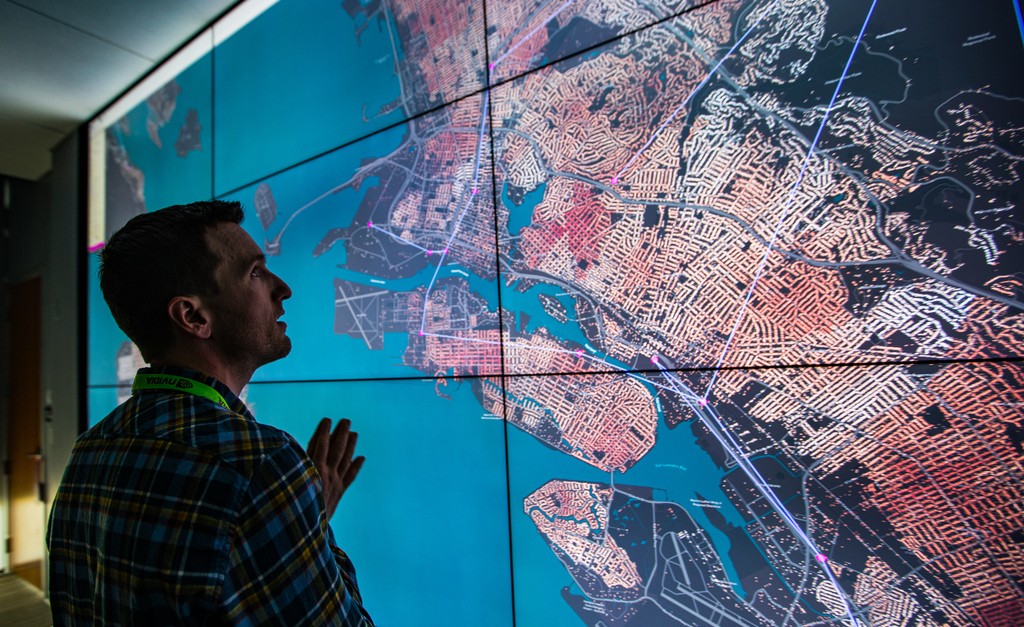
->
<box><xmin>0</xmin><ymin>574</ymin><xmax>52</xmax><ymax>626</ymax></box>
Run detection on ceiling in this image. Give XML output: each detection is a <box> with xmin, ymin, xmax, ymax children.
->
<box><xmin>0</xmin><ymin>0</ymin><xmax>240</xmax><ymax>181</ymax></box>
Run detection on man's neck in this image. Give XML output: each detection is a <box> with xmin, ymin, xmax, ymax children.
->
<box><xmin>149</xmin><ymin>352</ymin><xmax>253</xmax><ymax>397</ymax></box>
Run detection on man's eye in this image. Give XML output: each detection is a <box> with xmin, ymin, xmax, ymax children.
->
<box><xmin>251</xmin><ymin>266</ymin><xmax>263</xmax><ymax>277</ymax></box>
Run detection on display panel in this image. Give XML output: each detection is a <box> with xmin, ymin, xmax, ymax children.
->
<box><xmin>485</xmin><ymin>0</ymin><xmax>701</xmax><ymax>83</ymax></box>
<box><xmin>244</xmin><ymin>378</ymin><xmax>514</xmax><ymax>627</ymax></box>
<box><xmin>88</xmin><ymin>47</ymin><xmax>214</xmax><ymax>385</ymax></box>
<box><xmin>212</xmin><ymin>0</ymin><xmax>487</xmax><ymax>195</ymax></box>
<box><xmin>221</xmin><ymin>91</ymin><xmax>500</xmax><ymax>382</ymax></box>
<box><xmin>87</xmin><ymin>0</ymin><xmax>1024</xmax><ymax>624</ymax></box>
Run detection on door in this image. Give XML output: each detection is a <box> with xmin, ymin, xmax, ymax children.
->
<box><xmin>8</xmin><ymin>277</ymin><xmax>43</xmax><ymax>589</ymax></box>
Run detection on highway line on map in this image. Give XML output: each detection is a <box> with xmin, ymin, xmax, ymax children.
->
<box><xmin>654</xmin><ymin>362</ymin><xmax>860</xmax><ymax>624</ymax></box>
<box><xmin>609</xmin><ymin>0</ymin><xmax>780</xmax><ymax>187</ymax></box>
<box><xmin>703</xmin><ymin>0</ymin><xmax>878</xmax><ymax>399</ymax></box>
<box><xmin>366</xmin><ymin>220</ymin><xmax>433</xmax><ymax>253</ymax></box>
<box><xmin>1015</xmin><ymin>0</ymin><xmax>1024</xmax><ymax>50</ymax></box>
<box><xmin>472</xmin><ymin>91</ymin><xmax>490</xmax><ymax>192</ymax></box>
<box><xmin>490</xmin><ymin>0</ymin><xmax>575</xmax><ymax>71</ymax></box>
<box><xmin>699</xmin><ymin>3</ymin><xmax>880</xmax><ymax>624</ymax></box>
<box><xmin>418</xmin><ymin>93</ymin><xmax>492</xmax><ymax>332</ymax></box>
<box><xmin>418</xmin><ymin>191</ymin><xmax>478</xmax><ymax>333</ymax></box>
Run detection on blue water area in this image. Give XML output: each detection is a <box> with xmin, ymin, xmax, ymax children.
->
<box><xmin>503</xmin><ymin>181</ymin><xmax>546</xmax><ymax>237</ymax></box>
<box><xmin>505</xmin><ymin>377</ymin><xmax>750</xmax><ymax>624</ymax></box>
<box><xmin>622</xmin><ymin>408</ymin><xmax>749</xmax><ymax>596</ymax></box>
<box><xmin>213</xmin><ymin>0</ymin><xmax>404</xmax><ymax>195</ymax></box>
<box><xmin>498</xmin><ymin>280</ymin><xmax>591</xmax><ymax>349</ymax></box>
<box><xmin>220</xmin><ymin>124</ymin><xmax>410</xmax><ymax>383</ymax></box>
<box><xmin>86</xmin><ymin>252</ymin><xmax>130</xmax><ymax>388</ymax></box>
<box><xmin>110</xmin><ymin>53</ymin><xmax>213</xmax><ymax>211</ymax></box>
<box><xmin>507</xmin><ymin>425</ymin><xmax>608</xmax><ymax>627</ymax></box>
<box><xmin>244</xmin><ymin>378</ymin><xmax>514</xmax><ymax>627</ymax></box>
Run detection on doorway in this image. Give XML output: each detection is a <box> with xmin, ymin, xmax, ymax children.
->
<box><xmin>7</xmin><ymin>277</ymin><xmax>44</xmax><ymax>589</ymax></box>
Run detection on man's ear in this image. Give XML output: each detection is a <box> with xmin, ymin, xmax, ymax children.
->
<box><xmin>167</xmin><ymin>296</ymin><xmax>213</xmax><ymax>340</ymax></box>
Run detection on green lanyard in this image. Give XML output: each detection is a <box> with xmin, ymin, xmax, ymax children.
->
<box><xmin>131</xmin><ymin>373</ymin><xmax>230</xmax><ymax>408</ymax></box>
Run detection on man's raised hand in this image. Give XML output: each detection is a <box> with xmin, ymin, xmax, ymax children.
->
<box><xmin>307</xmin><ymin>418</ymin><xmax>366</xmax><ymax>520</ymax></box>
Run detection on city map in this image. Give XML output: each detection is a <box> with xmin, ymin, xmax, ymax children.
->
<box><xmin>93</xmin><ymin>0</ymin><xmax>1024</xmax><ymax>624</ymax></box>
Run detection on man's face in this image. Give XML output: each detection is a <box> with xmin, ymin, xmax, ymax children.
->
<box><xmin>203</xmin><ymin>222</ymin><xmax>292</xmax><ymax>371</ymax></box>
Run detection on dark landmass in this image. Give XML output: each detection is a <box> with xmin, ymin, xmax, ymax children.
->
<box><xmin>254</xmin><ymin>183</ymin><xmax>277</xmax><ymax>230</ymax></box>
<box><xmin>538</xmin><ymin>293</ymin><xmax>568</xmax><ymax>323</ymax></box>
<box><xmin>174</xmin><ymin>108</ymin><xmax>202</xmax><ymax>157</ymax></box>
<box><xmin>104</xmin><ymin>130</ymin><xmax>146</xmax><ymax>237</ymax></box>
<box><xmin>547</xmin><ymin>17</ymin><xmax>620</xmax><ymax>73</ymax></box>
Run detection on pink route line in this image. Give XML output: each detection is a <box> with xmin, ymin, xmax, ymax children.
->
<box><xmin>609</xmin><ymin>0</ymin><xmax>780</xmax><ymax>187</ymax></box>
<box><xmin>490</xmin><ymin>0</ymin><xmax>574</xmax><ymax>70</ymax></box>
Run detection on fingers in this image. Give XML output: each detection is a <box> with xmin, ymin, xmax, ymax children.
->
<box><xmin>326</xmin><ymin>418</ymin><xmax>354</xmax><ymax>468</ymax></box>
<box><xmin>307</xmin><ymin>417</ymin><xmax>332</xmax><ymax>464</ymax></box>
<box><xmin>310</xmin><ymin>418</ymin><xmax>365</xmax><ymax>520</ymax></box>
<box><xmin>342</xmin><ymin>455</ymin><xmax>366</xmax><ymax>491</ymax></box>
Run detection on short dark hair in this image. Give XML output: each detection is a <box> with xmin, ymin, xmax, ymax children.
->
<box><xmin>99</xmin><ymin>200</ymin><xmax>245</xmax><ymax>361</ymax></box>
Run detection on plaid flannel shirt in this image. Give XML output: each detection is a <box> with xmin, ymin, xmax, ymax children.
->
<box><xmin>48</xmin><ymin>366</ymin><xmax>373</xmax><ymax>626</ymax></box>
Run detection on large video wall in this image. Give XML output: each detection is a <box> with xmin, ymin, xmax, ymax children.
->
<box><xmin>88</xmin><ymin>0</ymin><xmax>1024</xmax><ymax>624</ymax></box>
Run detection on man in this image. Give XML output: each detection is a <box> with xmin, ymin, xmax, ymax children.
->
<box><xmin>48</xmin><ymin>200</ymin><xmax>373</xmax><ymax>625</ymax></box>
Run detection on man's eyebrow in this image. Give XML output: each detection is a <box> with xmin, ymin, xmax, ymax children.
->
<box><xmin>241</xmin><ymin>253</ymin><xmax>266</xmax><ymax>270</ymax></box>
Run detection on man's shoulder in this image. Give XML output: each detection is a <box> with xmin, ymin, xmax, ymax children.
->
<box><xmin>85</xmin><ymin>395</ymin><xmax>303</xmax><ymax>477</ymax></box>
<box><xmin>176</xmin><ymin>409</ymin><xmax>300</xmax><ymax>471</ymax></box>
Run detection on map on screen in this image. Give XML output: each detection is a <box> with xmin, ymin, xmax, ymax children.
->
<box><xmin>91</xmin><ymin>0</ymin><xmax>1024</xmax><ymax>624</ymax></box>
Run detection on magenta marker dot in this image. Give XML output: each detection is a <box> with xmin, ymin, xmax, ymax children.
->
<box><xmin>427</xmin><ymin>250</ymin><xmax>433</xmax><ymax>256</ymax></box>
<box><xmin>651</xmin><ymin>355</ymin><xmax>659</xmax><ymax>364</ymax></box>
<box><xmin>472</xmin><ymin>188</ymin><xmax>478</xmax><ymax>195</ymax></box>
<box><xmin>419</xmin><ymin>330</ymin><xmax>425</xmax><ymax>336</ymax></box>
<box><xmin>443</xmin><ymin>247</ymin><xmax>449</xmax><ymax>254</ymax></box>
<box><xmin>698</xmin><ymin>399</ymin><xmax>708</xmax><ymax>407</ymax></box>
<box><xmin>575</xmin><ymin>349</ymin><xmax>584</xmax><ymax>357</ymax></box>
<box><xmin>610</xmin><ymin>177</ymin><xmax>619</xmax><ymax>186</ymax></box>
<box><xmin>816</xmin><ymin>554</ymin><xmax>828</xmax><ymax>563</ymax></box>
<box><xmin>368</xmin><ymin>220</ymin><xmax>374</xmax><ymax>227</ymax></box>
<box><xmin>489</xmin><ymin>62</ymin><xmax>495</xmax><ymax>70</ymax></box>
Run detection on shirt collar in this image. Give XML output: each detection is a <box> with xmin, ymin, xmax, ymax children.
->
<box><xmin>136</xmin><ymin>365</ymin><xmax>253</xmax><ymax>419</ymax></box>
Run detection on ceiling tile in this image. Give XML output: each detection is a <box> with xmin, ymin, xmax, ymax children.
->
<box><xmin>0</xmin><ymin>2</ymin><xmax>156</xmax><ymax>130</ymax></box>
<box><xmin>11</xmin><ymin>0</ymin><xmax>236</xmax><ymax>61</ymax></box>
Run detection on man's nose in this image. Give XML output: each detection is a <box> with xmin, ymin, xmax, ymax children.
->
<box><xmin>272</xmin><ymin>272</ymin><xmax>292</xmax><ymax>300</ymax></box>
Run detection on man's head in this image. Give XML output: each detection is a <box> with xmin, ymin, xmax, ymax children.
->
<box><xmin>100</xmin><ymin>200</ymin><xmax>292</xmax><ymax>373</ymax></box>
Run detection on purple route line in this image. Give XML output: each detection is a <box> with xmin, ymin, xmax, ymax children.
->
<box><xmin>610</xmin><ymin>0</ymin><xmax>781</xmax><ymax>187</ymax></box>
<box><xmin>367</xmin><ymin>220</ymin><xmax>433</xmax><ymax>254</ymax></box>
<box><xmin>1015</xmin><ymin>0</ymin><xmax>1024</xmax><ymax>51</ymax></box>
<box><xmin>418</xmin><ymin>192</ymin><xmax>479</xmax><ymax>333</ymax></box>
<box><xmin>417</xmin><ymin>90</ymin><xmax>494</xmax><ymax>333</ymax></box>
<box><xmin>703</xmin><ymin>0</ymin><xmax>878</xmax><ymax>403</ymax></box>
<box><xmin>695</xmin><ymin>2</ymin><xmax>878</xmax><ymax>623</ymax></box>
<box><xmin>490</xmin><ymin>0</ymin><xmax>574</xmax><ymax>71</ymax></box>
<box><xmin>655</xmin><ymin>368</ymin><xmax>860</xmax><ymax>624</ymax></box>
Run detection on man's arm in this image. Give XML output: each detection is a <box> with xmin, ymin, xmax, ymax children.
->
<box><xmin>221</xmin><ymin>440</ymin><xmax>373</xmax><ymax>625</ymax></box>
